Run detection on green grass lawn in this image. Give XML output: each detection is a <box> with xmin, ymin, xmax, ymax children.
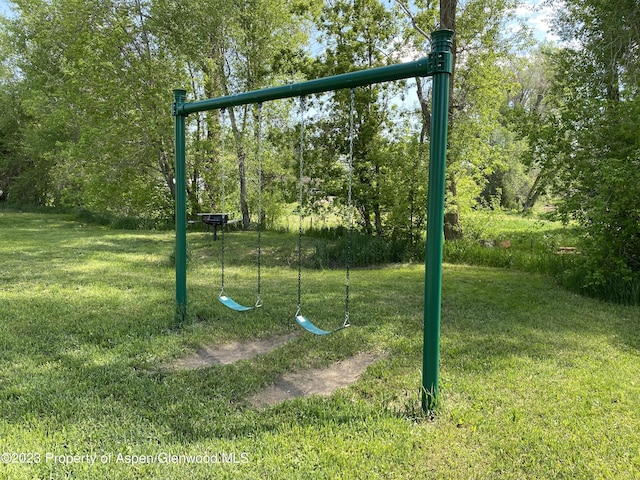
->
<box><xmin>0</xmin><ymin>211</ymin><xmax>638</xmax><ymax>479</ymax></box>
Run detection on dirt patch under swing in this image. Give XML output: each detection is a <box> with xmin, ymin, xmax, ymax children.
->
<box><xmin>167</xmin><ymin>333</ymin><xmax>384</xmax><ymax>406</ymax></box>
<box><xmin>169</xmin><ymin>332</ymin><xmax>299</xmax><ymax>369</ymax></box>
<box><xmin>248</xmin><ymin>352</ymin><xmax>384</xmax><ymax>407</ymax></box>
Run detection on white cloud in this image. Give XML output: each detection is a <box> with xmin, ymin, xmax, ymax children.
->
<box><xmin>514</xmin><ymin>0</ymin><xmax>562</xmax><ymax>44</ymax></box>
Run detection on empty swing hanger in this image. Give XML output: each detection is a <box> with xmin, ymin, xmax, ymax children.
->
<box><xmin>217</xmin><ymin>106</ymin><xmax>264</xmax><ymax>312</ymax></box>
<box><xmin>293</xmin><ymin>90</ymin><xmax>356</xmax><ymax>336</ymax></box>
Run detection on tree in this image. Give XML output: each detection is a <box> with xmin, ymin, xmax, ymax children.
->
<box><xmin>528</xmin><ymin>0</ymin><xmax>640</xmax><ymax>303</ymax></box>
<box><xmin>3</xmin><ymin>0</ymin><xmax>313</xmax><ymax>223</ymax></box>
<box><xmin>310</xmin><ymin>0</ymin><xmax>404</xmax><ymax>236</ymax></box>
<box><xmin>496</xmin><ymin>47</ymin><xmax>559</xmax><ymax>212</ymax></box>
<box><xmin>548</xmin><ymin>0</ymin><xmax>640</xmax><ymax>300</ymax></box>
<box><xmin>398</xmin><ymin>0</ymin><xmax>521</xmax><ymax>239</ymax></box>
<box><xmin>157</xmin><ymin>0</ymin><xmax>316</xmax><ymax>227</ymax></box>
<box><xmin>0</xmin><ymin>82</ymin><xmax>32</xmax><ymax>203</ymax></box>
<box><xmin>3</xmin><ymin>0</ymin><xmax>182</xmax><ymax>218</ymax></box>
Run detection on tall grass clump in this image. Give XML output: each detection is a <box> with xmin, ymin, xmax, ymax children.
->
<box><xmin>311</xmin><ymin>229</ymin><xmax>423</xmax><ymax>269</ymax></box>
<box><xmin>443</xmin><ymin>238</ymin><xmax>577</xmax><ymax>276</ymax></box>
<box><xmin>561</xmin><ymin>253</ymin><xmax>640</xmax><ymax>306</ymax></box>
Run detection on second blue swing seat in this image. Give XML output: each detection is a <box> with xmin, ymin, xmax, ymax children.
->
<box><xmin>295</xmin><ymin>314</ymin><xmax>349</xmax><ymax>336</ymax></box>
<box><xmin>219</xmin><ymin>294</ymin><xmax>254</xmax><ymax>312</ymax></box>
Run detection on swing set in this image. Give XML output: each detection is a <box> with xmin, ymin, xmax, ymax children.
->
<box><xmin>172</xmin><ymin>29</ymin><xmax>453</xmax><ymax>412</ymax></box>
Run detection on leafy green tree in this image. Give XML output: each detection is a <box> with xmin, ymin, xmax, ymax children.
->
<box><xmin>0</xmin><ymin>83</ymin><xmax>31</xmax><ymax>203</ymax></box>
<box><xmin>398</xmin><ymin>0</ymin><xmax>522</xmax><ymax>238</ymax></box>
<box><xmin>491</xmin><ymin>47</ymin><xmax>558</xmax><ymax>212</ymax></box>
<box><xmin>156</xmin><ymin>0</ymin><xmax>316</xmax><ymax>227</ymax></box>
<box><xmin>1</xmin><ymin>3</ymin><xmax>69</xmax><ymax>206</ymax></box>
<box><xmin>4</xmin><ymin>0</ymin><xmax>182</xmax><ymax>219</ymax></box>
<box><xmin>309</xmin><ymin>0</ymin><xmax>411</xmax><ymax>236</ymax></box>
<box><xmin>549</xmin><ymin>0</ymin><xmax>640</xmax><ymax>300</ymax></box>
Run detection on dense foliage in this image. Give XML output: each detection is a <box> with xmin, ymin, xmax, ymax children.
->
<box><xmin>549</xmin><ymin>0</ymin><xmax>640</xmax><ymax>302</ymax></box>
<box><xmin>0</xmin><ymin>0</ymin><xmax>519</xmax><ymax>228</ymax></box>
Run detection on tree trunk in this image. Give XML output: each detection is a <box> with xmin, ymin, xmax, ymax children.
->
<box><xmin>227</xmin><ymin>106</ymin><xmax>250</xmax><ymax>229</ymax></box>
<box><xmin>415</xmin><ymin>77</ymin><xmax>431</xmax><ymax>144</ymax></box>
<box><xmin>374</xmin><ymin>203</ymin><xmax>383</xmax><ymax>236</ymax></box>
<box><xmin>440</xmin><ymin>0</ymin><xmax>457</xmax><ymax>115</ymax></box>
<box><xmin>360</xmin><ymin>204</ymin><xmax>373</xmax><ymax>235</ymax></box>
<box><xmin>158</xmin><ymin>141</ymin><xmax>174</xmax><ymax>200</ymax></box>
<box><xmin>374</xmin><ymin>163</ymin><xmax>383</xmax><ymax>236</ymax></box>
<box><xmin>204</xmin><ymin>110</ymin><xmax>220</xmax><ymax>211</ymax></box>
<box><xmin>443</xmin><ymin>177</ymin><xmax>463</xmax><ymax>240</ymax></box>
<box><xmin>444</xmin><ymin>210</ymin><xmax>463</xmax><ymax>240</ymax></box>
<box><xmin>215</xmin><ymin>54</ymin><xmax>251</xmax><ymax>229</ymax></box>
<box><xmin>521</xmin><ymin>169</ymin><xmax>545</xmax><ymax>212</ymax></box>
<box><xmin>440</xmin><ymin>0</ymin><xmax>463</xmax><ymax>239</ymax></box>
<box><xmin>189</xmin><ymin>111</ymin><xmax>203</xmax><ymax>218</ymax></box>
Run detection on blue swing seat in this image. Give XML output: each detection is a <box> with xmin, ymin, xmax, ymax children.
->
<box><xmin>295</xmin><ymin>314</ymin><xmax>348</xmax><ymax>336</ymax></box>
<box><xmin>219</xmin><ymin>295</ymin><xmax>253</xmax><ymax>312</ymax></box>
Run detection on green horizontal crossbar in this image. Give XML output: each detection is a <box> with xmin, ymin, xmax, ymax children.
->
<box><xmin>175</xmin><ymin>55</ymin><xmax>449</xmax><ymax>116</ymax></box>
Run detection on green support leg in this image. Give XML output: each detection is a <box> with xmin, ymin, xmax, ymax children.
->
<box><xmin>422</xmin><ymin>30</ymin><xmax>454</xmax><ymax>412</ymax></box>
<box><xmin>173</xmin><ymin>89</ymin><xmax>188</xmax><ymax>325</ymax></box>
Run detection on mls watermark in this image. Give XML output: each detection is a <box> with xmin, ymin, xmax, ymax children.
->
<box><xmin>114</xmin><ymin>452</ymin><xmax>250</xmax><ymax>465</ymax></box>
<box><xmin>1</xmin><ymin>451</ymin><xmax>250</xmax><ymax>466</ymax></box>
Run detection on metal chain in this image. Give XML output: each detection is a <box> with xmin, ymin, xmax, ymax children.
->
<box><xmin>220</xmin><ymin>109</ymin><xmax>226</xmax><ymax>296</ymax></box>
<box><xmin>255</xmin><ymin>103</ymin><xmax>263</xmax><ymax>308</ymax></box>
<box><xmin>297</xmin><ymin>96</ymin><xmax>306</xmax><ymax>314</ymax></box>
<box><xmin>344</xmin><ymin>88</ymin><xmax>355</xmax><ymax>328</ymax></box>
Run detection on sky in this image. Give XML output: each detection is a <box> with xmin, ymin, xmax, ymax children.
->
<box><xmin>0</xmin><ymin>0</ymin><xmax>558</xmax><ymax>43</ymax></box>
<box><xmin>0</xmin><ymin>0</ymin><xmax>11</xmax><ymax>17</ymax></box>
<box><xmin>512</xmin><ymin>0</ymin><xmax>560</xmax><ymax>44</ymax></box>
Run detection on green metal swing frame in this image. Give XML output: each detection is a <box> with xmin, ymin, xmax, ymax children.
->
<box><xmin>172</xmin><ymin>29</ymin><xmax>453</xmax><ymax>412</ymax></box>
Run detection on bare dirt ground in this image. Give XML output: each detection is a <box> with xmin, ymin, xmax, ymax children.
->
<box><xmin>169</xmin><ymin>333</ymin><xmax>299</xmax><ymax>369</ymax></box>
<box><xmin>248</xmin><ymin>352</ymin><xmax>383</xmax><ymax>407</ymax></box>
<box><xmin>167</xmin><ymin>334</ymin><xmax>383</xmax><ymax>406</ymax></box>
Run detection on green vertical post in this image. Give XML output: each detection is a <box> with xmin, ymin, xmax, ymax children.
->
<box><xmin>422</xmin><ymin>30</ymin><xmax>454</xmax><ymax>412</ymax></box>
<box><xmin>173</xmin><ymin>89</ymin><xmax>188</xmax><ymax>325</ymax></box>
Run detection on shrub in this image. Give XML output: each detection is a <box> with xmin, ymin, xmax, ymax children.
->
<box><xmin>312</xmin><ymin>232</ymin><xmax>422</xmax><ymax>269</ymax></box>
